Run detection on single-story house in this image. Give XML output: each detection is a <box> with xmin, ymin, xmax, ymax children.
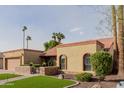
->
<box><xmin>40</xmin><ymin>38</ymin><xmax>113</xmax><ymax>73</ymax></box>
<box><xmin>0</xmin><ymin>38</ymin><xmax>113</xmax><ymax>73</ymax></box>
<box><xmin>0</xmin><ymin>53</ymin><xmax>3</xmax><ymax>69</ymax></box>
<box><xmin>0</xmin><ymin>49</ymin><xmax>43</xmax><ymax>71</ymax></box>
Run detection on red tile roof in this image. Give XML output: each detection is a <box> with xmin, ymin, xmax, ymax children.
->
<box><xmin>2</xmin><ymin>49</ymin><xmax>43</xmax><ymax>53</ymax></box>
<box><xmin>42</xmin><ymin>38</ymin><xmax>113</xmax><ymax>56</ymax></box>
<box><xmin>42</xmin><ymin>47</ymin><xmax>57</xmax><ymax>56</ymax></box>
<box><xmin>98</xmin><ymin>38</ymin><xmax>113</xmax><ymax>49</ymax></box>
<box><xmin>57</xmin><ymin>40</ymin><xmax>104</xmax><ymax>48</ymax></box>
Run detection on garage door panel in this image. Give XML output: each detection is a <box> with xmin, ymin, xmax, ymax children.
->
<box><xmin>7</xmin><ymin>58</ymin><xmax>20</xmax><ymax>71</ymax></box>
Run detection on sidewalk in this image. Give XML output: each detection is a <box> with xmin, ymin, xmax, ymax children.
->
<box><xmin>0</xmin><ymin>74</ymin><xmax>40</xmax><ymax>85</ymax></box>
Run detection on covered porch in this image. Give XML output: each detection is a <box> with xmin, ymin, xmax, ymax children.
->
<box><xmin>40</xmin><ymin>56</ymin><xmax>57</xmax><ymax>66</ymax></box>
<box><xmin>40</xmin><ymin>47</ymin><xmax>57</xmax><ymax>66</ymax></box>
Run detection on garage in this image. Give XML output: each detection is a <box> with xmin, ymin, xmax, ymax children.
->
<box><xmin>6</xmin><ymin>58</ymin><xmax>21</xmax><ymax>71</ymax></box>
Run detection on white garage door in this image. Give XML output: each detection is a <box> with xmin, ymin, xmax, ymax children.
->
<box><xmin>7</xmin><ymin>58</ymin><xmax>20</xmax><ymax>71</ymax></box>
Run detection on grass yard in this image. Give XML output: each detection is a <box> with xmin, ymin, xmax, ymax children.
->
<box><xmin>0</xmin><ymin>73</ymin><xmax>20</xmax><ymax>80</ymax></box>
<box><xmin>0</xmin><ymin>76</ymin><xmax>75</xmax><ymax>88</ymax></box>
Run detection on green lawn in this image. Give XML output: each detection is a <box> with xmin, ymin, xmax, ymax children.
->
<box><xmin>0</xmin><ymin>76</ymin><xmax>75</xmax><ymax>88</ymax></box>
<box><xmin>0</xmin><ymin>73</ymin><xmax>20</xmax><ymax>80</ymax></box>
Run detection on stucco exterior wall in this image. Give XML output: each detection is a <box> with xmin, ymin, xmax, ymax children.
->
<box><xmin>57</xmin><ymin>43</ymin><xmax>102</xmax><ymax>73</ymax></box>
<box><xmin>24</xmin><ymin>50</ymin><xmax>42</xmax><ymax>64</ymax></box>
<box><xmin>2</xmin><ymin>50</ymin><xmax>24</xmax><ymax>70</ymax></box>
<box><xmin>0</xmin><ymin>58</ymin><xmax>3</xmax><ymax>69</ymax></box>
<box><xmin>2</xmin><ymin>49</ymin><xmax>42</xmax><ymax>70</ymax></box>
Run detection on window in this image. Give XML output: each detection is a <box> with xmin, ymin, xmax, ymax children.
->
<box><xmin>60</xmin><ymin>55</ymin><xmax>67</xmax><ymax>70</ymax></box>
<box><xmin>83</xmin><ymin>54</ymin><xmax>91</xmax><ymax>71</ymax></box>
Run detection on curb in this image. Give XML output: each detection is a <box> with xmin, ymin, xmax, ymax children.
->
<box><xmin>40</xmin><ymin>75</ymin><xmax>80</xmax><ymax>88</ymax></box>
<box><xmin>64</xmin><ymin>79</ymin><xmax>80</xmax><ymax>88</ymax></box>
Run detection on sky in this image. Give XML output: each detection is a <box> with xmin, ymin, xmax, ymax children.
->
<box><xmin>0</xmin><ymin>5</ymin><xmax>112</xmax><ymax>52</ymax></box>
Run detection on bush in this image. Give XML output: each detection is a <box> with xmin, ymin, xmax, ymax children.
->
<box><xmin>34</xmin><ymin>64</ymin><xmax>41</xmax><ymax>68</ymax></box>
<box><xmin>90</xmin><ymin>51</ymin><xmax>112</xmax><ymax>76</ymax></box>
<box><xmin>75</xmin><ymin>72</ymin><xmax>93</xmax><ymax>82</ymax></box>
<box><xmin>41</xmin><ymin>62</ymin><xmax>46</xmax><ymax>67</ymax></box>
<box><xmin>20</xmin><ymin>64</ymin><xmax>29</xmax><ymax>66</ymax></box>
<box><xmin>29</xmin><ymin>62</ymin><xmax>34</xmax><ymax>66</ymax></box>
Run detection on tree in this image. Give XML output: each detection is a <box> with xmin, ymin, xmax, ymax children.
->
<box><xmin>52</xmin><ymin>32</ymin><xmax>65</xmax><ymax>43</ymax></box>
<box><xmin>117</xmin><ymin>5</ymin><xmax>124</xmax><ymax>76</ymax></box>
<box><xmin>22</xmin><ymin>26</ymin><xmax>27</xmax><ymax>49</ymax></box>
<box><xmin>44</xmin><ymin>42</ymin><xmax>49</xmax><ymax>51</ymax></box>
<box><xmin>111</xmin><ymin>5</ymin><xmax>118</xmax><ymax>73</ymax></box>
<box><xmin>26</xmin><ymin>36</ymin><xmax>32</xmax><ymax>49</ymax></box>
<box><xmin>44</xmin><ymin>32</ymin><xmax>65</xmax><ymax>51</ymax></box>
<box><xmin>56</xmin><ymin>32</ymin><xmax>65</xmax><ymax>43</ymax></box>
<box><xmin>95</xmin><ymin>6</ymin><xmax>112</xmax><ymax>37</ymax></box>
<box><xmin>52</xmin><ymin>32</ymin><xmax>57</xmax><ymax>41</ymax></box>
<box><xmin>44</xmin><ymin>40</ymin><xmax>59</xmax><ymax>51</ymax></box>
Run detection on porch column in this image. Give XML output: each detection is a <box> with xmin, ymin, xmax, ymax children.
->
<box><xmin>21</xmin><ymin>54</ymin><xmax>24</xmax><ymax>65</ymax></box>
<box><xmin>56</xmin><ymin>56</ymin><xmax>60</xmax><ymax>67</ymax></box>
<box><xmin>3</xmin><ymin>57</ymin><xmax>6</xmax><ymax>70</ymax></box>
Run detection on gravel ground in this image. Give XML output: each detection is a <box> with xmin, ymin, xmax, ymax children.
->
<box><xmin>63</xmin><ymin>74</ymin><xmax>118</xmax><ymax>88</ymax></box>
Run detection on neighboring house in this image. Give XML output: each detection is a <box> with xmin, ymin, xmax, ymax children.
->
<box><xmin>0</xmin><ymin>53</ymin><xmax>3</xmax><ymax>69</ymax></box>
<box><xmin>0</xmin><ymin>38</ymin><xmax>113</xmax><ymax>73</ymax></box>
<box><xmin>40</xmin><ymin>38</ymin><xmax>113</xmax><ymax>73</ymax></box>
<box><xmin>0</xmin><ymin>49</ymin><xmax>43</xmax><ymax>71</ymax></box>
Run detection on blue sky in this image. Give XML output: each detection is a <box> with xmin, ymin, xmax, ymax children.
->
<box><xmin>0</xmin><ymin>5</ymin><xmax>112</xmax><ymax>51</ymax></box>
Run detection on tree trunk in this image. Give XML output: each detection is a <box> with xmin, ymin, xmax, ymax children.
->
<box><xmin>117</xmin><ymin>5</ymin><xmax>124</xmax><ymax>76</ymax></box>
<box><xmin>23</xmin><ymin>31</ymin><xmax>25</xmax><ymax>49</ymax></box>
<box><xmin>112</xmin><ymin>5</ymin><xmax>118</xmax><ymax>74</ymax></box>
<box><xmin>27</xmin><ymin>39</ymin><xmax>28</xmax><ymax>49</ymax></box>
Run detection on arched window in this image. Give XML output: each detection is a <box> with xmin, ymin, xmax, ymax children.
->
<box><xmin>83</xmin><ymin>54</ymin><xmax>91</xmax><ymax>71</ymax></box>
<box><xmin>59</xmin><ymin>55</ymin><xmax>67</xmax><ymax>70</ymax></box>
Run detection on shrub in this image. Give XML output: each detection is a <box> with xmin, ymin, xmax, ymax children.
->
<box><xmin>47</xmin><ymin>58</ymin><xmax>55</xmax><ymax>66</ymax></box>
<box><xmin>20</xmin><ymin>64</ymin><xmax>29</xmax><ymax>66</ymax></box>
<box><xmin>29</xmin><ymin>62</ymin><xmax>34</xmax><ymax>66</ymax></box>
<box><xmin>41</xmin><ymin>62</ymin><xmax>46</xmax><ymax>67</ymax></box>
<box><xmin>75</xmin><ymin>72</ymin><xmax>93</xmax><ymax>82</ymax></box>
<box><xmin>34</xmin><ymin>64</ymin><xmax>41</xmax><ymax>68</ymax></box>
<box><xmin>90</xmin><ymin>51</ymin><xmax>112</xmax><ymax>76</ymax></box>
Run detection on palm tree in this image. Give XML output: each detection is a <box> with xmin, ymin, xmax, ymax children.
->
<box><xmin>52</xmin><ymin>32</ymin><xmax>57</xmax><ymax>41</ymax></box>
<box><xmin>22</xmin><ymin>26</ymin><xmax>27</xmax><ymax>49</ymax></box>
<box><xmin>43</xmin><ymin>40</ymin><xmax>59</xmax><ymax>51</ymax></box>
<box><xmin>111</xmin><ymin>5</ymin><xmax>118</xmax><ymax>73</ymax></box>
<box><xmin>56</xmin><ymin>32</ymin><xmax>65</xmax><ymax>43</ymax></box>
<box><xmin>44</xmin><ymin>42</ymin><xmax>49</xmax><ymax>51</ymax></box>
<box><xmin>26</xmin><ymin>36</ymin><xmax>32</xmax><ymax>49</ymax></box>
<box><xmin>117</xmin><ymin>5</ymin><xmax>124</xmax><ymax>76</ymax></box>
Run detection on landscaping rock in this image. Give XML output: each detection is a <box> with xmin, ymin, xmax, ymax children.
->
<box><xmin>92</xmin><ymin>83</ymin><xmax>101</xmax><ymax>88</ymax></box>
<box><xmin>58</xmin><ymin>74</ymin><xmax>64</xmax><ymax>79</ymax></box>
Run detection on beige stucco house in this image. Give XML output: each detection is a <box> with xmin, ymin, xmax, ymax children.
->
<box><xmin>0</xmin><ymin>49</ymin><xmax>43</xmax><ymax>71</ymax></box>
<box><xmin>0</xmin><ymin>38</ymin><xmax>113</xmax><ymax>73</ymax></box>
<box><xmin>41</xmin><ymin>38</ymin><xmax>113</xmax><ymax>73</ymax></box>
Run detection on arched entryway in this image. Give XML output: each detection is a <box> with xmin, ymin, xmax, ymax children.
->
<box><xmin>83</xmin><ymin>53</ymin><xmax>91</xmax><ymax>71</ymax></box>
<box><xmin>59</xmin><ymin>55</ymin><xmax>67</xmax><ymax>70</ymax></box>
